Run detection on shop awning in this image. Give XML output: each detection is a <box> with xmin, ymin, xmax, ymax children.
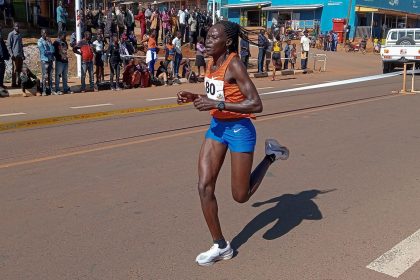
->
<box><xmin>262</xmin><ymin>4</ymin><xmax>323</xmax><ymax>11</ymax></box>
<box><xmin>223</xmin><ymin>1</ymin><xmax>271</xmax><ymax>9</ymax></box>
<box><xmin>356</xmin><ymin>5</ymin><xmax>420</xmax><ymax>19</ymax></box>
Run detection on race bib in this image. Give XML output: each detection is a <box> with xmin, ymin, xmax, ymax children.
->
<box><xmin>204</xmin><ymin>77</ymin><xmax>225</xmax><ymax>101</ymax></box>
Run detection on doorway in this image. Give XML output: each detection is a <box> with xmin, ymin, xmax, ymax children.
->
<box><xmin>247</xmin><ymin>10</ymin><xmax>261</xmax><ymax>26</ymax></box>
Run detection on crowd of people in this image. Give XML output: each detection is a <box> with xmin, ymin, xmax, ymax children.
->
<box><xmin>0</xmin><ymin>1</ymin><xmax>318</xmax><ymax>97</ymax></box>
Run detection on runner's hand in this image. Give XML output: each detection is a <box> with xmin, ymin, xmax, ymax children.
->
<box><xmin>193</xmin><ymin>95</ymin><xmax>216</xmax><ymax>111</ymax></box>
<box><xmin>177</xmin><ymin>91</ymin><xmax>198</xmax><ymax>104</ymax></box>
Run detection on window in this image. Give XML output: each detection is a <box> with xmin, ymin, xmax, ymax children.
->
<box><xmin>389</xmin><ymin>31</ymin><xmax>397</xmax><ymax>40</ymax></box>
<box><xmin>415</xmin><ymin>31</ymin><xmax>420</xmax><ymax>40</ymax></box>
<box><xmin>407</xmin><ymin>30</ymin><xmax>414</xmax><ymax>39</ymax></box>
<box><xmin>398</xmin><ymin>30</ymin><xmax>406</xmax><ymax>39</ymax></box>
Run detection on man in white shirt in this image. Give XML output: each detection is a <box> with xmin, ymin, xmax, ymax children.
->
<box><xmin>178</xmin><ymin>6</ymin><xmax>186</xmax><ymax>44</ymax></box>
<box><xmin>300</xmin><ymin>30</ymin><xmax>310</xmax><ymax>71</ymax></box>
<box><xmin>172</xmin><ymin>31</ymin><xmax>182</xmax><ymax>78</ymax></box>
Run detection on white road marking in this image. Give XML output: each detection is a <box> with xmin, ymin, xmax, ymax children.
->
<box><xmin>257</xmin><ymin>87</ymin><xmax>274</xmax><ymax>90</ymax></box>
<box><xmin>0</xmin><ymin>112</ymin><xmax>26</xmax><ymax>117</ymax></box>
<box><xmin>260</xmin><ymin>72</ymin><xmax>402</xmax><ymax>96</ymax></box>
<box><xmin>70</xmin><ymin>103</ymin><xmax>113</xmax><ymax>109</ymax></box>
<box><xmin>367</xmin><ymin>228</ymin><xmax>420</xmax><ymax>278</ymax></box>
<box><xmin>146</xmin><ymin>97</ymin><xmax>177</xmax><ymax>101</ymax></box>
<box><xmin>294</xmin><ymin>83</ymin><xmax>310</xmax><ymax>86</ymax></box>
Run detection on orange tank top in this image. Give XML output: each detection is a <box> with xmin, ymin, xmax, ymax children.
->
<box><xmin>205</xmin><ymin>52</ymin><xmax>255</xmax><ymax>119</ymax></box>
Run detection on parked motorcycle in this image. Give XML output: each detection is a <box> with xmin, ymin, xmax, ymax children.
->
<box><xmin>344</xmin><ymin>40</ymin><xmax>366</xmax><ymax>54</ymax></box>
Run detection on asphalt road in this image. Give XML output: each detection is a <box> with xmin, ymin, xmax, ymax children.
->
<box><xmin>1</xmin><ymin>53</ymin><xmax>420</xmax><ymax>280</ymax></box>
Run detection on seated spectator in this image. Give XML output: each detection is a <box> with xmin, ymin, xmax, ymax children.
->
<box><xmin>138</xmin><ymin>61</ymin><xmax>151</xmax><ymax>88</ymax></box>
<box><xmin>20</xmin><ymin>64</ymin><xmax>41</xmax><ymax>97</ymax></box>
<box><xmin>181</xmin><ymin>58</ymin><xmax>191</xmax><ymax>79</ymax></box>
<box><xmin>122</xmin><ymin>58</ymin><xmax>137</xmax><ymax>89</ymax></box>
<box><xmin>156</xmin><ymin>61</ymin><xmax>169</xmax><ymax>86</ymax></box>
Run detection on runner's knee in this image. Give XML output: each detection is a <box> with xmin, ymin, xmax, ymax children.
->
<box><xmin>197</xmin><ymin>180</ymin><xmax>215</xmax><ymax>199</ymax></box>
<box><xmin>232</xmin><ymin>189</ymin><xmax>249</xmax><ymax>204</ymax></box>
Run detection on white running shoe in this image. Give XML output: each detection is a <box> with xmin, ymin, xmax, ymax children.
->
<box><xmin>265</xmin><ymin>139</ymin><xmax>289</xmax><ymax>161</ymax></box>
<box><xmin>195</xmin><ymin>242</ymin><xmax>234</xmax><ymax>266</ymax></box>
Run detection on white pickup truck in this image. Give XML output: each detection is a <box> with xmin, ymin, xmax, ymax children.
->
<box><xmin>380</xmin><ymin>28</ymin><xmax>420</xmax><ymax>73</ymax></box>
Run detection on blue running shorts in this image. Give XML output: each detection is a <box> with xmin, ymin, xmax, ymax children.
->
<box><xmin>205</xmin><ymin>117</ymin><xmax>257</xmax><ymax>153</ymax></box>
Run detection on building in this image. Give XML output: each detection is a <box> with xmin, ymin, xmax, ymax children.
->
<box><xmin>223</xmin><ymin>0</ymin><xmax>420</xmax><ymax>38</ymax></box>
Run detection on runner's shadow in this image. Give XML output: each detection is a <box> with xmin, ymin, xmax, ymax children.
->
<box><xmin>231</xmin><ymin>189</ymin><xmax>335</xmax><ymax>251</ymax></box>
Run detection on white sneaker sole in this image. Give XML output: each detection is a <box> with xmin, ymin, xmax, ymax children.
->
<box><xmin>196</xmin><ymin>250</ymin><xmax>234</xmax><ymax>266</ymax></box>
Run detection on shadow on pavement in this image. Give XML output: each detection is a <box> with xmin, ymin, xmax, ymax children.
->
<box><xmin>231</xmin><ymin>189</ymin><xmax>336</xmax><ymax>252</ymax></box>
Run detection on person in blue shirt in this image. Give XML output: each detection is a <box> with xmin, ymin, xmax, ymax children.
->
<box><xmin>240</xmin><ymin>37</ymin><xmax>250</xmax><ymax>68</ymax></box>
<box><xmin>283</xmin><ymin>39</ymin><xmax>291</xmax><ymax>70</ymax></box>
<box><xmin>37</xmin><ymin>29</ymin><xmax>55</xmax><ymax>96</ymax></box>
<box><xmin>56</xmin><ymin>1</ymin><xmax>68</xmax><ymax>34</ymax></box>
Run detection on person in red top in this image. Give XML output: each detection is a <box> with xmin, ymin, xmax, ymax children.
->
<box><xmin>134</xmin><ymin>6</ymin><xmax>146</xmax><ymax>40</ymax></box>
<box><xmin>73</xmin><ymin>31</ymin><xmax>97</xmax><ymax>92</ymax></box>
<box><xmin>177</xmin><ymin>21</ymin><xmax>289</xmax><ymax>266</ymax></box>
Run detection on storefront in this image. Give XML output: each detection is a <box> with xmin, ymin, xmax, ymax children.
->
<box><xmin>224</xmin><ymin>1</ymin><xmax>270</xmax><ymax>26</ymax></box>
<box><xmin>263</xmin><ymin>4</ymin><xmax>322</xmax><ymax>31</ymax></box>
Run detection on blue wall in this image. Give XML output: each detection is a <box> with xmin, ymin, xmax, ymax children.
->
<box><xmin>356</xmin><ymin>0</ymin><xmax>420</xmax><ymax>14</ymax></box>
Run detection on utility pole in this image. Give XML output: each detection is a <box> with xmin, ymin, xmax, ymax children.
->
<box><xmin>344</xmin><ymin>0</ymin><xmax>353</xmax><ymax>42</ymax></box>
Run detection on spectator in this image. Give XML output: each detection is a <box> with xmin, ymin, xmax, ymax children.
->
<box><xmin>164</xmin><ymin>38</ymin><xmax>174</xmax><ymax>78</ymax></box>
<box><xmin>283</xmin><ymin>39</ymin><xmax>291</xmax><ymax>70</ymax></box>
<box><xmin>188</xmin><ymin>13</ymin><xmax>198</xmax><ymax>50</ymax></box>
<box><xmin>7</xmin><ymin>22</ymin><xmax>24</xmax><ymax>88</ymax></box>
<box><xmin>37</xmin><ymin>29</ymin><xmax>55</xmax><ymax>96</ymax></box>
<box><xmin>20</xmin><ymin>65</ymin><xmax>41</xmax><ymax>97</ymax></box>
<box><xmin>0</xmin><ymin>27</ymin><xmax>10</xmax><ymax>89</ymax></box>
<box><xmin>107</xmin><ymin>34</ymin><xmax>122</xmax><ymax>91</ymax></box>
<box><xmin>150</xmin><ymin>9</ymin><xmax>159</xmax><ymax>40</ymax></box>
<box><xmin>104</xmin><ymin>6</ymin><xmax>117</xmax><ymax>40</ymax></box>
<box><xmin>93</xmin><ymin>32</ymin><xmax>105</xmax><ymax>86</ymax></box>
<box><xmin>122</xmin><ymin>58</ymin><xmax>136</xmax><ymax>89</ymax></box>
<box><xmin>265</xmin><ymin>29</ymin><xmax>273</xmax><ymax>72</ymax></box>
<box><xmin>73</xmin><ymin>31</ymin><xmax>97</xmax><ymax>92</ymax></box>
<box><xmin>172</xmin><ymin>31</ymin><xmax>182</xmax><ymax>79</ymax></box>
<box><xmin>85</xmin><ymin>4</ymin><xmax>94</xmax><ymax>34</ymax></box>
<box><xmin>240</xmin><ymin>36</ymin><xmax>250</xmax><ymax>68</ymax></box>
<box><xmin>195</xmin><ymin>37</ymin><xmax>205</xmax><ymax>77</ymax></box>
<box><xmin>161</xmin><ymin>9</ymin><xmax>171</xmax><ymax>40</ymax></box>
<box><xmin>257</xmin><ymin>29</ymin><xmax>268</xmax><ymax>73</ymax></box>
<box><xmin>76</xmin><ymin>9</ymin><xmax>86</xmax><ymax>38</ymax></box>
<box><xmin>144</xmin><ymin>31</ymin><xmax>158</xmax><ymax>78</ymax></box>
<box><xmin>145</xmin><ymin>3</ymin><xmax>152</xmax><ymax>33</ymax></box>
<box><xmin>53</xmin><ymin>31</ymin><xmax>72</xmax><ymax>95</ymax></box>
<box><xmin>126</xmin><ymin>5</ymin><xmax>135</xmax><ymax>34</ymax></box>
<box><xmin>271</xmin><ymin>35</ymin><xmax>282</xmax><ymax>81</ymax></box>
<box><xmin>156</xmin><ymin>61</ymin><xmax>169</xmax><ymax>86</ymax></box>
<box><xmin>170</xmin><ymin>7</ymin><xmax>178</xmax><ymax>35</ymax></box>
<box><xmin>300</xmin><ymin>30</ymin><xmax>310</xmax><ymax>71</ymax></box>
<box><xmin>178</xmin><ymin>6</ymin><xmax>186</xmax><ymax>44</ymax></box>
<box><xmin>128</xmin><ymin>30</ymin><xmax>137</xmax><ymax>51</ymax></box>
<box><xmin>135</xmin><ymin>7</ymin><xmax>146</xmax><ymax>40</ymax></box>
<box><xmin>94</xmin><ymin>4</ymin><xmax>106</xmax><ymax>31</ymax></box>
<box><xmin>290</xmin><ymin>43</ymin><xmax>297</xmax><ymax>70</ymax></box>
<box><xmin>184</xmin><ymin>6</ymin><xmax>190</xmax><ymax>44</ymax></box>
<box><xmin>56</xmin><ymin>1</ymin><xmax>68</xmax><ymax>34</ymax></box>
<box><xmin>116</xmin><ymin>5</ymin><xmax>126</xmax><ymax>37</ymax></box>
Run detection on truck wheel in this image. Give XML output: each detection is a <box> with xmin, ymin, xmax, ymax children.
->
<box><xmin>383</xmin><ymin>62</ymin><xmax>392</xmax><ymax>74</ymax></box>
<box><xmin>396</xmin><ymin>36</ymin><xmax>415</xmax><ymax>46</ymax></box>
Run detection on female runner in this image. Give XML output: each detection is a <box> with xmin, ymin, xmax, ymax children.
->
<box><xmin>177</xmin><ymin>21</ymin><xmax>289</xmax><ymax>266</ymax></box>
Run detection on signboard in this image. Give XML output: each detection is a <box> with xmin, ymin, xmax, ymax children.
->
<box><xmin>356</xmin><ymin>0</ymin><xmax>420</xmax><ymax>14</ymax></box>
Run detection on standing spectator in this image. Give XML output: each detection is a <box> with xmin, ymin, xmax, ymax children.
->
<box><xmin>104</xmin><ymin>6</ymin><xmax>117</xmax><ymax>40</ymax></box>
<box><xmin>188</xmin><ymin>13</ymin><xmax>198</xmax><ymax>50</ymax></box>
<box><xmin>144</xmin><ymin>31</ymin><xmax>158</xmax><ymax>78</ymax></box>
<box><xmin>0</xmin><ymin>27</ymin><xmax>10</xmax><ymax>89</ymax></box>
<box><xmin>283</xmin><ymin>39</ymin><xmax>291</xmax><ymax>70</ymax></box>
<box><xmin>172</xmin><ymin>31</ymin><xmax>182</xmax><ymax>79</ymax></box>
<box><xmin>93</xmin><ymin>32</ymin><xmax>105</xmax><ymax>86</ymax></box>
<box><xmin>184</xmin><ymin>6</ymin><xmax>190</xmax><ymax>44</ymax></box>
<box><xmin>7</xmin><ymin>23</ymin><xmax>24</xmax><ymax>88</ymax></box>
<box><xmin>145</xmin><ymin>3</ymin><xmax>152</xmax><ymax>33</ymax></box>
<box><xmin>161</xmin><ymin>9</ymin><xmax>171</xmax><ymax>39</ymax></box>
<box><xmin>150</xmin><ymin>9</ymin><xmax>159</xmax><ymax>39</ymax></box>
<box><xmin>116</xmin><ymin>5</ymin><xmax>126</xmax><ymax>38</ymax></box>
<box><xmin>195</xmin><ymin>37</ymin><xmax>205</xmax><ymax>77</ymax></box>
<box><xmin>332</xmin><ymin>31</ymin><xmax>338</xmax><ymax>52</ymax></box>
<box><xmin>271</xmin><ymin>35</ymin><xmax>282</xmax><ymax>81</ymax></box>
<box><xmin>126</xmin><ymin>5</ymin><xmax>135</xmax><ymax>34</ymax></box>
<box><xmin>290</xmin><ymin>43</ymin><xmax>297</xmax><ymax>69</ymax></box>
<box><xmin>73</xmin><ymin>31</ymin><xmax>97</xmax><ymax>92</ymax></box>
<box><xmin>37</xmin><ymin>29</ymin><xmax>55</xmax><ymax>96</ymax></box>
<box><xmin>135</xmin><ymin>7</ymin><xmax>146</xmax><ymax>40</ymax></box>
<box><xmin>32</xmin><ymin>1</ymin><xmax>40</xmax><ymax>27</ymax></box>
<box><xmin>56</xmin><ymin>1</ymin><xmax>68</xmax><ymax>34</ymax></box>
<box><xmin>76</xmin><ymin>9</ymin><xmax>86</xmax><ymax>38</ymax></box>
<box><xmin>300</xmin><ymin>30</ymin><xmax>310</xmax><ymax>71</ymax></box>
<box><xmin>265</xmin><ymin>29</ymin><xmax>274</xmax><ymax>73</ymax></box>
<box><xmin>85</xmin><ymin>4</ymin><xmax>94</xmax><ymax>34</ymax></box>
<box><xmin>164</xmin><ymin>38</ymin><xmax>174</xmax><ymax>77</ymax></box>
<box><xmin>53</xmin><ymin>31</ymin><xmax>72</xmax><ymax>95</ymax></box>
<box><xmin>107</xmin><ymin>34</ymin><xmax>122</xmax><ymax>91</ymax></box>
<box><xmin>257</xmin><ymin>29</ymin><xmax>268</xmax><ymax>73</ymax></box>
<box><xmin>178</xmin><ymin>6</ymin><xmax>186</xmax><ymax>44</ymax></box>
<box><xmin>240</xmin><ymin>37</ymin><xmax>250</xmax><ymax>68</ymax></box>
<box><xmin>170</xmin><ymin>7</ymin><xmax>178</xmax><ymax>35</ymax></box>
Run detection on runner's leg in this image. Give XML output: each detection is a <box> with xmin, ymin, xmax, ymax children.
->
<box><xmin>198</xmin><ymin>138</ymin><xmax>228</xmax><ymax>241</ymax></box>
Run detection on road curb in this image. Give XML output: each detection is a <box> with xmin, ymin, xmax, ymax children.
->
<box><xmin>0</xmin><ymin>103</ymin><xmax>188</xmax><ymax>132</ymax></box>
